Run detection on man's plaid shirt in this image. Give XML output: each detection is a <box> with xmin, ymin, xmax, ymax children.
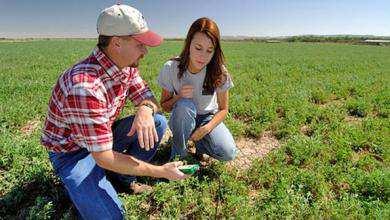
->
<box><xmin>41</xmin><ymin>47</ymin><xmax>154</xmax><ymax>152</ymax></box>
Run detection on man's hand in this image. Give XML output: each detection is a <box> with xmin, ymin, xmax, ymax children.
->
<box><xmin>128</xmin><ymin>105</ymin><xmax>158</xmax><ymax>151</ymax></box>
<box><xmin>190</xmin><ymin>125</ymin><xmax>211</xmax><ymax>141</ymax></box>
<box><xmin>160</xmin><ymin>161</ymin><xmax>188</xmax><ymax>180</ymax></box>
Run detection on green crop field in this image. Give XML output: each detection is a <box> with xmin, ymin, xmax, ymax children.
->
<box><xmin>0</xmin><ymin>39</ymin><xmax>389</xmax><ymax>218</ymax></box>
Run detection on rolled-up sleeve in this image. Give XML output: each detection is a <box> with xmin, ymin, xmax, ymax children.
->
<box><xmin>127</xmin><ymin>69</ymin><xmax>154</xmax><ymax>106</ymax></box>
<box><xmin>217</xmin><ymin>72</ymin><xmax>234</xmax><ymax>92</ymax></box>
<box><xmin>62</xmin><ymin>87</ymin><xmax>112</xmax><ymax>152</ymax></box>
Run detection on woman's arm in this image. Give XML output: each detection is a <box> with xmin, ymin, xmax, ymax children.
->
<box><xmin>207</xmin><ymin>90</ymin><xmax>229</xmax><ymax>129</ymax></box>
<box><xmin>160</xmin><ymin>88</ymin><xmax>180</xmax><ymax>112</ymax></box>
<box><xmin>160</xmin><ymin>85</ymin><xmax>194</xmax><ymax>112</ymax></box>
<box><xmin>190</xmin><ymin>90</ymin><xmax>229</xmax><ymax>141</ymax></box>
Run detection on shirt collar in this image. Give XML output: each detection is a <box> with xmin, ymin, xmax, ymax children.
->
<box><xmin>93</xmin><ymin>47</ymin><xmax>132</xmax><ymax>83</ymax></box>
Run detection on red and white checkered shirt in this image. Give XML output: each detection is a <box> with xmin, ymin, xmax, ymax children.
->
<box><xmin>41</xmin><ymin>47</ymin><xmax>154</xmax><ymax>152</ymax></box>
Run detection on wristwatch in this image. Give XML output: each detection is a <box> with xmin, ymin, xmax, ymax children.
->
<box><xmin>141</xmin><ymin>102</ymin><xmax>155</xmax><ymax>116</ymax></box>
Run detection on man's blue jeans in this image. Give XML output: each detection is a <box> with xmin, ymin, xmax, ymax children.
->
<box><xmin>48</xmin><ymin>114</ymin><xmax>167</xmax><ymax>219</ymax></box>
<box><xmin>169</xmin><ymin>98</ymin><xmax>237</xmax><ymax>161</ymax></box>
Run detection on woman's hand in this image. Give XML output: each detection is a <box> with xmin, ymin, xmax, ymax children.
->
<box><xmin>179</xmin><ymin>85</ymin><xmax>194</xmax><ymax>98</ymax></box>
<box><xmin>190</xmin><ymin>124</ymin><xmax>211</xmax><ymax>141</ymax></box>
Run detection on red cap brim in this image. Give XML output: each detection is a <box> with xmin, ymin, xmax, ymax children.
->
<box><xmin>132</xmin><ymin>30</ymin><xmax>163</xmax><ymax>47</ymax></box>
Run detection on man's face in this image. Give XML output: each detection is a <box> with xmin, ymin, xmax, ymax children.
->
<box><xmin>116</xmin><ymin>36</ymin><xmax>148</xmax><ymax>68</ymax></box>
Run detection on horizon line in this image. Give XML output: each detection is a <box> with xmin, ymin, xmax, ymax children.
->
<box><xmin>1</xmin><ymin>34</ymin><xmax>390</xmax><ymax>40</ymax></box>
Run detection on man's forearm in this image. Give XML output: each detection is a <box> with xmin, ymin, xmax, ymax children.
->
<box><xmin>91</xmin><ymin>150</ymin><xmax>163</xmax><ymax>178</ymax></box>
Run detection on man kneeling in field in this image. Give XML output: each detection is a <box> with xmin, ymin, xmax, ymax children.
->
<box><xmin>41</xmin><ymin>4</ymin><xmax>187</xmax><ymax>219</ymax></box>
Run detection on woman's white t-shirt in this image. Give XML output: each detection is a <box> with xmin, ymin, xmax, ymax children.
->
<box><xmin>157</xmin><ymin>60</ymin><xmax>233</xmax><ymax>115</ymax></box>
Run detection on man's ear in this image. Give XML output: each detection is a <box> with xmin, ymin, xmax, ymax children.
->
<box><xmin>111</xmin><ymin>36</ymin><xmax>121</xmax><ymax>51</ymax></box>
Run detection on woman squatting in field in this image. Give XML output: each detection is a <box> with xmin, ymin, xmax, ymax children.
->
<box><xmin>158</xmin><ymin>17</ymin><xmax>237</xmax><ymax>161</ymax></box>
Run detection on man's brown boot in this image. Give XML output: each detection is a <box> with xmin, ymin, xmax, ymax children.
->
<box><xmin>129</xmin><ymin>182</ymin><xmax>153</xmax><ymax>194</ymax></box>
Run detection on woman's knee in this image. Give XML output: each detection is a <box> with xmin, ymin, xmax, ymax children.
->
<box><xmin>172</xmin><ymin>98</ymin><xmax>197</xmax><ymax>119</ymax></box>
<box><xmin>169</xmin><ymin>99</ymin><xmax>197</xmax><ymax>131</ymax></box>
<box><xmin>218</xmin><ymin>143</ymin><xmax>238</xmax><ymax>161</ymax></box>
<box><xmin>208</xmin><ymin>124</ymin><xmax>237</xmax><ymax>161</ymax></box>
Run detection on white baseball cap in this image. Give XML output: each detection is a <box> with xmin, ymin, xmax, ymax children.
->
<box><xmin>97</xmin><ymin>4</ymin><xmax>163</xmax><ymax>47</ymax></box>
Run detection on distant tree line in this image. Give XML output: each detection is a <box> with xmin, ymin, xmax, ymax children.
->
<box><xmin>214</xmin><ymin>35</ymin><xmax>390</xmax><ymax>44</ymax></box>
<box><xmin>284</xmin><ymin>35</ymin><xmax>390</xmax><ymax>43</ymax></box>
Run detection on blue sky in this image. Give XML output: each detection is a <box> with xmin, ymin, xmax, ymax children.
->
<box><xmin>1</xmin><ymin>0</ymin><xmax>389</xmax><ymax>38</ymax></box>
